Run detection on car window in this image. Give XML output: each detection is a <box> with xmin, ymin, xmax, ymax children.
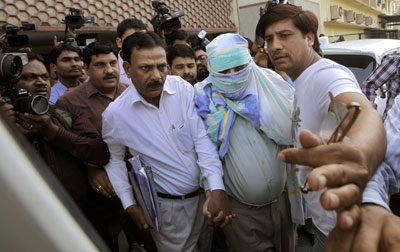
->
<box><xmin>324</xmin><ymin>54</ymin><xmax>375</xmax><ymax>87</ymax></box>
<box><xmin>0</xmin><ymin>111</ymin><xmax>109</xmax><ymax>251</ymax></box>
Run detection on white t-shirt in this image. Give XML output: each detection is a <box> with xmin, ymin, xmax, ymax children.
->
<box><xmin>293</xmin><ymin>58</ymin><xmax>362</xmax><ymax>236</ymax></box>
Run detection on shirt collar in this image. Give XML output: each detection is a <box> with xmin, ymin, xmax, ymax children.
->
<box><xmin>130</xmin><ymin>76</ymin><xmax>176</xmax><ymax>106</ymax></box>
<box><xmin>53</xmin><ymin>80</ymin><xmax>68</xmax><ymax>92</ymax></box>
<box><xmin>85</xmin><ymin>79</ymin><xmax>126</xmax><ymax>100</ymax></box>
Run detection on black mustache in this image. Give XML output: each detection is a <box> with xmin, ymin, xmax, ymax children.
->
<box><xmin>182</xmin><ymin>74</ymin><xmax>194</xmax><ymax>79</ymax></box>
<box><xmin>104</xmin><ymin>74</ymin><xmax>117</xmax><ymax>80</ymax></box>
<box><xmin>147</xmin><ymin>80</ymin><xmax>163</xmax><ymax>87</ymax></box>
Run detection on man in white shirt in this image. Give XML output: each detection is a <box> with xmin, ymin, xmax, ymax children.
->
<box><xmin>102</xmin><ymin>31</ymin><xmax>231</xmax><ymax>252</ymax></box>
<box><xmin>115</xmin><ymin>19</ymin><xmax>147</xmax><ymax>85</ymax></box>
<box><xmin>258</xmin><ymin>3</ymin><xmax>386</xmax><ymax>251</ymax></box>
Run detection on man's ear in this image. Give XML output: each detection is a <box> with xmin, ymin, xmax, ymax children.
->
<box><xmin>50</xmin><ymin>62</ymin><xmax>57</xmax><ymax>72</ymax></box>
<box><xmin>123</xmin><ymin>61</ymin><xmax>131</xmax><ymax>78</ymax></box>
<box><xmin>306</xmin><ymin>32</ymin><xmax>315</xmax><ymax>47</ymax></box>
<box><xmin>116</xmin><ymin>37</ymin><xmax>123</xmax><ymax>50</ymax></box>
<box><xmin>167</xmin><ymin>64</ymin><xmax>171</xmax><ymax>75</ymax></box>
<box><xmin>83</xmin><ymin>63</ymin><xmax>89</xmax><ymax>71</ymax></box>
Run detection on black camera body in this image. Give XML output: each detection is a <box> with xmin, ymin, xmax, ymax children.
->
<box><xmin>65</xmin><ymin>8</ymin><xmax>95</xmax><ymax>30</ymax></box>
<box><xmin>197</xmin><ymin>30</ymin><xmax>210</xmax><ymax>47</ymax></box>
<box><xmin>151</xmin><ymin>1</ymin><xmax>184</xmax><ymax>35</ymax></box>
<box><xmin>0</xmin><ymin>53</ymin><xmax>49</xmax><ymax>115</ymax></box>
<box><xmin>1</xmin><ymin>24</ymin><xmax>35</xmax><ymax>51</ymax></box>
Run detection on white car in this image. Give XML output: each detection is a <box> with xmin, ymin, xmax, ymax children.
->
<box><xmin>320</xmin><ymin>38</ymin><xmax>400</xmax><ymax>115</ymax></box>
<box><xmin>0</xmin><ymin>116</ymin><xmax>109</xmax><ymax>251</ymax></box>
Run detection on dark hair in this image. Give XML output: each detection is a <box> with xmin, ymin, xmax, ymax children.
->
<box><xmin>164</xmin><ymin>29</ymin><xmax>188</xmax><ymax>46</ymax></box>
<box><xmin>117</xmin><ymin>19</ymin><xmax>147</xmax><ymax>38</ymax></box>
<box><xmin>166</xmin><ymin>44</ymin><xmax>195</xmax><ymax>66</ymax></box>
<box><xmin>27</xmin><ymin>52</ymin><xmax>45</xmax><ymax>64</ymax></box>
<box><xmin>121</xmin><ymin>31</ymin><xmax>166</xmax><ymax>62</ymax></box>
<box><xmin>244</xmin><ymin>37</ymin><xmax>253</xmax><ymax>51</ymax></box>
<box><xmin>256</xmin><ymin>4</ymin><xmax>321</xmax><ymax>55</ymax></box>
<box><xmin>49</xmin><ymin>43</ymin><xmax>81</xmax><ymax>64</ymax></box>
<box><xmin>192</xmin><ymin>45</ymin><xmax>206</xmax><ymax>53</ymax></box>
<box><xmin>82</xmin><ymin>40</ymin><xmax>119</xmax><ymax>66</ymax></box>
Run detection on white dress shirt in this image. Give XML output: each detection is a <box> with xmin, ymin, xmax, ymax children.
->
<box><xmin>102</xmin><ymin>75</ymin><xmax>225</xmax><ymax>209</ymax></box>
<box><xmin>118</xmin><ymin>52</ymin><xmax>131</xmax><ymax>85</ymax></box>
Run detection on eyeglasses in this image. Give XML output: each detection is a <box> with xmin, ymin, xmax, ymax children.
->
<box><xmin>299</xmin><ymin>92</ymin><xmax>362</xmax><ymax>194</ymax></box>
<box><xmin>196</xmin><ymin>55</ymin><xmax>207</xmax><ymax>61</ymax></box>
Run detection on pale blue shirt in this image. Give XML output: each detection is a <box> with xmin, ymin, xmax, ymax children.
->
<box><xmin>362</xmin><ymin>95</ymin><xmax>400</xmax><ymax>210</ymax></box>
<box><xmin>223</xmin><ymin>116</ymin><xmax>286</xmax><ymax>206</ymax></box>
<box><xmin>49</xmin><ymin>80</ymin><xmax>68</xmax><ymax>105</ymax></box>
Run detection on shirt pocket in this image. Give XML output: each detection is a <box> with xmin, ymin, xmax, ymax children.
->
<box><xmin>172</xmin><ymin>121</ymin><xmax>194</xmax><ymax>153</ymax></box>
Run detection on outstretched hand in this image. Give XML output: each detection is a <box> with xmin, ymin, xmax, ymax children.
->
<box><xmin>278</xmin><ymin>129</ymin><xmax>368</xmax><ymax>230</ymax></box>
<box><xmin>325</xmin><ymin>204</ymin><xmax>400</xmax><ymax>252</ymax></box>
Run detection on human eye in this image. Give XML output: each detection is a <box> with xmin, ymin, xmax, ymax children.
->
<box><xmin>140</xmin><ymin>65</ymin><xmax>151</xmax><ymax>71</ymax></box>
<box><xmin>41</xmin><ymin>74</ymin><xmax>50</xmax><ymax>80</ymax></box>
<box><xmin>174</xmin><ymin>64</ymin><xmax>183</xmax><ymax>69</ymax></box>
<box><xmin>158</xmin><ymin>63</ymin><xmax>167</xmax><ymax>71</ymax></box>
<box><xmin>94</xmin><ymin>62</ymin><xmax>105</xmax><ymax>68</ymax></box>
<box><xmin>21</xmin><ymin>74</ymin><xmax>35</xmax><ymax>81</ymax></box>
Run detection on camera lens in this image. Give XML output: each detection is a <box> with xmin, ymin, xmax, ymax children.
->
<box><xmin>0</xmin><ymin>54</ymin><xmax>23</xmax><ymax>81</ymax></box>
<box><xmin>31</xmin><ymin>95</ymin><xmax>49</xmax><ymax>115</ymax></box>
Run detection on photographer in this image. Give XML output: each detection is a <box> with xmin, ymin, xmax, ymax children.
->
<box><xmin>48</xmin><ymin>43</ymin><xmax>83</xmax><ymax>105</ymax></box>
<box><xmin>0</xmin><ymin>52</ymin><xmax>110</xmax><ymax>223</ymax></box>
<box><xmin>165</xmin><ymin>29</ymin><xmax>189</xmax><ymax>46</ymax></box>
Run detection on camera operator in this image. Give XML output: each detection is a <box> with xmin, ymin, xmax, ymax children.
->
<box><xmin>48</xmin><ymin>43</ymin><xmax>83</xmax><ymax>105</ymax></box>
<box><xmin>0</xmin><ymin>52</ymin><xmax>110</xmax><ymax>227</ymax></box>
<box><xmin>115</xmin><ymin>18</ymin><xmax>147</xmax><ymax>85</ymax></box>
<box><xmin>167</xmin><ymin>44</ymin><xmax>197</xmax><ymax>85</ymax></box>
<box><xmin>165</xmin><ymin>29</ymin><xmax>190</xmax><ymax>46</ymax></box>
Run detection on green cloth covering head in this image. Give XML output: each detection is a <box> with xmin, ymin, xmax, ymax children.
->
<box><xmin>206</xmin><ymin>33</ymin><xmax>252</xmax><ymax>73</ymax></box>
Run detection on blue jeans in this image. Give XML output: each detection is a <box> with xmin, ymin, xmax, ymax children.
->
<box><xmin>312</xmin><ymin>224</ymin><xmax>327</xmax><ymax>252</ymax></box>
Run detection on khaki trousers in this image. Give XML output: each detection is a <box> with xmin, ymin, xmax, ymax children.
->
<box><xmin>223</xmin><ymin>191</ymin><xmax>295</xmax><ymax>252</ymax></box>
<box><xmin>150</xmin><ymin>193</ymin><xmax>212</xmax><ymax>252</ymax></box>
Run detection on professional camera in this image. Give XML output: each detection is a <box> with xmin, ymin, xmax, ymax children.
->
<box><xmin>0</xmin><ymin>53</ymin><xmax>49</xmax><ymax>115</ymax></box>
<box><xmin>197</xmin><ymin>30</ymin><xmax>210</xmax><ymax>47</ymax></box>
<box><xmin>150</xmin><ymin>1</ymin><xmax>184</xmax><ymax>35</ymax></box>
<box><xmin>1</xmin><ymin>24</ymin><xmax>35</xmax><ymax>51</ymax></box>
<box><xmin>65</xmin><ymin>8</ymin><xmax>95</xmax><ymax>30</ymax></box>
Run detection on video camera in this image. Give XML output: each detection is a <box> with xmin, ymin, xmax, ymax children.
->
<box><xmin>151</xmin><ymin>1</ymin><xmax>184</xmax><ymax>35</ymax></box>
<box><xmin>0</xmin><ymin>53</ymin><xmax>49</xmax><ymax>115</ymax></box>
<box><xmin>63</xmin><ymin>8</ymin><xmax>95</xmax><ymax>47</ymax></box>
<box><xmin>197</xmin><ymin>30</ymin><xmax>210</xmax><ymax>47</ymax></box>
<box><xmin>65</xmin><ymin>8</ymin><xmax>95</xmax><ymax>30</ymax></box>
<box><xmin>1</xmin><ymin>24</ymin><xmax>35</xmax><ymax>51</ymax></box>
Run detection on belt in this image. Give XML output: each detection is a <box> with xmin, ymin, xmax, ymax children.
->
<box><xmin>157</xmin><ymin>189</ymin><xmax>201</xmax><ymax>200</ymax></box>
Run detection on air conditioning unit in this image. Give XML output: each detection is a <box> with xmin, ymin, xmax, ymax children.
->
<box><xmin>345</xmin><ymin>10</ymin><xmax>355</xmax><ymax>22</ymax></box>
<box><xmin>356</xmin><ymin>13</ymin><xmax>365</xmax><ymax>24</ymax></box>
<box><xmin>330</xmin><ymin>5</ymin><xmax>343</xmax><ymax>20</ymax></box>
<box><xmin>365</xmin><ymin>16</ymin><xmax>373</xmax><ymax>25</ymax></box>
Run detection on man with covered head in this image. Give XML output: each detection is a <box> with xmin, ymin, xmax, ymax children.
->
<box><xmin>195</xmin><ymin>33</ymin><xmax>302</xmax><ymax>252</ymax></box>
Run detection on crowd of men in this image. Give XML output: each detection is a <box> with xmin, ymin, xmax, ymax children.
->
<box><xmin>1</xmin><ymin>2</ymin><xmax>400</xmax><ymax>252</ymax></box>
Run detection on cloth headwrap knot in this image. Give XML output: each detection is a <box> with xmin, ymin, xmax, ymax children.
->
<box><xmin>196</xmin><ymin>33</ymin><xmax>294</xmax><ymax>159</ymax></box>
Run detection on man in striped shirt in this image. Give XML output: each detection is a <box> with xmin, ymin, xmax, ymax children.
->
<box><xmin>362</xmin><ymin>52</ymin><xmax>400</xmax><ymax>120</ymax></box>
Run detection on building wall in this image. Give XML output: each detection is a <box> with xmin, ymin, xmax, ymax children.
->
<box><xmin>237</xmin><ymin>0</ymin><xmax>396</xmax><ymax>42</ymax></box>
